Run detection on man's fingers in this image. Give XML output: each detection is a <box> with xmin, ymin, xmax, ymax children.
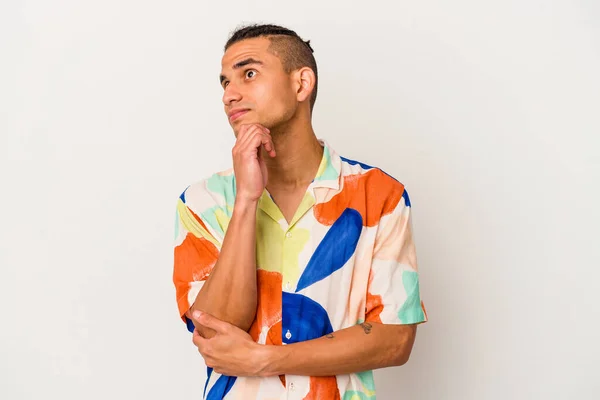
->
<box><xmin>247</xmin><ymin>130</ymin><xmax>275</xmax><ymax>157</ymax></box>
<box><xmin>236</xmin><ymin>124</ymin><xmax>259</xmax><ymax>147</ymax></box>
<box><xmin>255</xmin><ymin>133</ymin><xmax>275</xmax><ymax>154</ymax></box>
<box><xmin>237</xmin><ymin>124</ymin><xmax>269</xmax><ymax>145</ymax></box>
<box><xmin>234</xmin><ymin>126</ymin><xmax>270</xmax><ymax>155</ymax></box>
<box><xmin>235</xmin><ymin>129</ymin><xmax>275</xmax><ymax>158</ymax></box>
<box><xmin>192</xmin><ymin>328</ymin><xmax>203</xmax><ymax>347</ymax></box>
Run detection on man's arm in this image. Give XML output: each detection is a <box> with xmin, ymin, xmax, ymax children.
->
<box><xmin>185</xmin><ymin>198</ymin><xmax>258</xmax><ymax>339</ymax></box>
<box><xmin>258</xmin><ymin>322</ymin><xmax>417</xmax><ymax>377</ymax></box>
<box><xmin>190</xmin><ymin>311</ymin><xmax>418</xmax><ymax>378</ymax></box>
<box><xmin>178</xmin><ymin>123</ymin><xmax>275</xmax><ymax>339</ymax></box>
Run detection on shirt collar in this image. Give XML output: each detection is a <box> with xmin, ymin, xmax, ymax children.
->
<box><xmin>257</xmin><ymin>138</ymin><xmax>342</xmax><ymax>223</ymax></box>
<box><xmin>310</xmin><ymin>138</ymin><xmax>342</xmax><ymax>191</ymax></box>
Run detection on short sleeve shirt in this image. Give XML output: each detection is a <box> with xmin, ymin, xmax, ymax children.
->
<box><xmin>173</xmin><ymin>138</ymin><xmax>428</xmax><ymax>400</ymax></box>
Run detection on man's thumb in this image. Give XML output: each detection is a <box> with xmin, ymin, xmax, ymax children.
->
<box><xmin>192</xmin><ymin>310</ymin><xmax>220</xmax><ymax>332</ymax></box>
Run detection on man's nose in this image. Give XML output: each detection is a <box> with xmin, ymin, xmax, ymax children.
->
<box><xmin>222</xmin><ymin>82</ymin><xmax>242</xmax><ymax>106</ymax></box>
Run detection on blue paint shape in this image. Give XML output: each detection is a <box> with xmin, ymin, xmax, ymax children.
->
<box><xmin>184</xmin><ymin>316</ymin><xmax>195</xmax><ymax>333</ymax></box>
<box><xmin>206</xmin><ymin>375</ymin><xmax>237</xmax><ymax>400</ymax></box>
<box><xmin>296</xmin><ymin>208</ymin><xmax>362</xmax><ymax>292</ymax></box>
<box><xmin>179</xmin><ymin>185</ymin><xmax>190</xmax><ymax>203</ymax></box>
<box><xmin>402</xmin><ymin>189</ymin><xmax>411</xmax><ymax>208</ymax></box>
<box><xmin>339</xmin><ymin>156</ymin><xmax>402</xmax><ymax>184</ymax></box>
<box><xmin>340</xmin><ymin>156</ymin><xmax>375</xmax><ymax>170</ymax></box>
<box><xmin>282</xmin><ymin>292</ymin><xmax>333</xmax><ymax>344</ymax></box>
<box><xmin>204</xmin><ymin>367</ymin><xmax>212</xmax><ymax>398</ymax></box>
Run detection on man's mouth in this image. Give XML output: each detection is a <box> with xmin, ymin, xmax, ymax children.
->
<box><xmin>229</xmin><ymin>109</ymin><xmax>249</xmax><ymax>121</ymax></box>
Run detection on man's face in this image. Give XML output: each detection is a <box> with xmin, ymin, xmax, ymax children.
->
<box><xmin>220</xmin><ymin>37</ymin><xmax>297</xmax><ymax>136</ymax></box>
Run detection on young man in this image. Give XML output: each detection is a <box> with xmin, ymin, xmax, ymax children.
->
<box><xmin>173</xmin><ymin>24</ymin><xmax>427</xmax><ymax>399</ymax></box>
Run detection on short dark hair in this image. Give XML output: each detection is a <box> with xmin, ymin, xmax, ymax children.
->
<box><xmin>224</xmin><ymin>24</ymin><xmax>318</xmax><ymax>112</ymax></box>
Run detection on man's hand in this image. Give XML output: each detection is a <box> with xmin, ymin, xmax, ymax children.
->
<box><xmin>191</xmin><ymin>310</ymin><xmax>267</xmax><ymax>377</ymax></box>
<box><xmin>232</xmin><ymin>123</ymin><xmax>276</xmax><ymax>203</ymax></box>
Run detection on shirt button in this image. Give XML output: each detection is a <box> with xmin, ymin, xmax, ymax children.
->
<box><xmin>285</xmin><ymin>329</ymin><xmax>292</xmax><ymax>340</ymax></box>
<box><xmin>290</xmin><ymin>382</ymin><xmax>295</xmax><ymax>391</ymax></box>
<box><xmin>286</xmin><ymin>231</ymin><xmax>292</xmax><ymax>238</ymax></box>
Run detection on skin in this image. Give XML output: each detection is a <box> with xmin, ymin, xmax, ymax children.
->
<box><xmin>220</xmin><ymin>36</ymin><xmax>325</xmax><ymax>223</ymax></box>
<box><xmin>188</xmin><ymin>36</ymin><xmax>418</xmax><ymax>376</ymax></box>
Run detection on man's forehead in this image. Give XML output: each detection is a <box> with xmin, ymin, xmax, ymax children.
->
<box><xmin>221</xmin><ymin>37</ymin><xmax>273</xmax><ymax>68</ymax></box>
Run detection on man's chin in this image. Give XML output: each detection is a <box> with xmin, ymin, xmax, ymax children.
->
<box><xmin>232</xmin><ymin>119</ymin><xmax>264</xmax><ymax>130</ymax></box>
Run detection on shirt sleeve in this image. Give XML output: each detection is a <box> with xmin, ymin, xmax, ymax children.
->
<box><xmin>365</xmin><ymin>188</ymin><xmax>428</xmax><ymax>325</ymax></box>
<box><xmin>173</xmin><ymin>186</ymin><xmax>222</xmax><ymax>332</ymax></box>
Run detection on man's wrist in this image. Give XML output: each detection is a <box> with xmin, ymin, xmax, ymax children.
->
<box><xmin>233</xmin><ymin>197</ymin><xmax>259</xmax><ymax>216</ymax></box>
<box><xmin>255</xmin><ymin>343</ymin><xmax>289</xmax><ymax>377</ymax></box>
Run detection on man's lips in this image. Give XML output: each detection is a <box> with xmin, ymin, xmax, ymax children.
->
<box><xmin>229</xmin><ymin>109</ymin><xmax>249</xmax><ymax>121</ymax></box>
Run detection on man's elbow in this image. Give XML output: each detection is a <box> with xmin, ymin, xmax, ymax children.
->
<box><xmin>226</xmin><ymin>306</ymin><xmax>256</xmax><ymax>332</ymax></box>
<box><xmin>391</xmin><ymin>325</ymin><xmax>417</xmax><ymax>366</ymax></box>
<box><xmin>236</xmin><ymin>313</ymin><xmax>256</xmax><ymax>332</ymax></box>
<box><xmin>392</xmin><ymin>346</ymin><xmax>414</xmax><ymax>366</ymax></box>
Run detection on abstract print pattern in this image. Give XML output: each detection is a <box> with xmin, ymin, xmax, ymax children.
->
<box><xmin>173</xmin><ymin>139</ymin><xmax>428</xmax><ymax>399</ymax></box>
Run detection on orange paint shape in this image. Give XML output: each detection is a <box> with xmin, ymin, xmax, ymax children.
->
<box><xmin>190</xmin><ymin>206</ymin><xmax>210</xmax><ymax>230</ymax></box>
<box><xmin>302</xmin><ymin>376</ymin><xmax>341</xmax><ymax>400</ymax></box>
<box><xmin>314</xmin><ymin>169</ymin><xmax>404</xmax><ymax>227</ymax></box>
<box><xmin>249</xmin><ymin>270</ymin><xmax>283</xmax><ymax>344</ymax></box>
<box><xmin>173</xmin><ymin>231</ymin><xmax>219</xmax><ymax>317</ymax></box>
<box><xmin>266</xmin><ymin>321</ymin><xmax>282</xmax><ymax>346</ymax></box>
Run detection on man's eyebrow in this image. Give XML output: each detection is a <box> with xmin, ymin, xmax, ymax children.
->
<box><xmin>219</xmin><ymin>58</ymin><xmax>264</xmax><ymax>84</ymax></box>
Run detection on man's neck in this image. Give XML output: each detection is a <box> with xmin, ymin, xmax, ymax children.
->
<box><xmin>261</xmin><ymin>122</ymin><xmax>323</xmax><ymax>191</ymax></box>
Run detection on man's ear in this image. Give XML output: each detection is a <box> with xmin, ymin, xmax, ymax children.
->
<box><xmin>294</xmin><ymin>67</ymin><xmax>316</xmax><ymax>104</ymax></box>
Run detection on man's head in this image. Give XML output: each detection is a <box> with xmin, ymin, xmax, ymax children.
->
<box><xmin>220</xmin><ymin>24</ymin><xmax>318</xmax><ymax>135</ymax></box>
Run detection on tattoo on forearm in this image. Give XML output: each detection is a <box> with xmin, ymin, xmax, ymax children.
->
<box><xmin>326</xmin><ymin>333</ymin><xmax>334</xmax><ymax>339</ymax></box>
<box><xmin>360</xmin><ymin>322</ymin><xmax>373</xmax><ymax>334</ymax></box>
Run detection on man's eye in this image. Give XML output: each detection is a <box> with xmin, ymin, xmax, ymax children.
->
<box><xmin>246</xmin><ymin>70</ymin><xmax>256</xmax><ymax>79</ymax></box>
<box><xmin>223</xmin><ymin>81</ymin><xmax>229</xmax><ymax>88</ymax></box>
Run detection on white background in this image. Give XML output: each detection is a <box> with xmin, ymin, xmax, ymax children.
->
<box><xmin>2</xmin><ymin>1</ymin><xmax>599</xmax><ymax>399</ymax></box>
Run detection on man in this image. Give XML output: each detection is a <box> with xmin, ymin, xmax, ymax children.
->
<box><xmin>173</xmin><ymin>24</ymin><xmax>427</xmax><ymax>399</ymax></box>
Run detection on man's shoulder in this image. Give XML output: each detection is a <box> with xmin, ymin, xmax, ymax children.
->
<box><xmin>177</xmin><ymin>167</ymin><xmax>236</xmax><ymax>209</ymax></box>
<box><xmin>338</xmin><ymin>155</ymin><xmax>407</xmax><ymax>197</ymax></box>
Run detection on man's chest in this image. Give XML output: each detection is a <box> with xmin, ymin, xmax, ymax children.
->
<box><xmin>253</xmin><ymin>204</ymin><xmax>377</xmax><ymax>332</ymax></box>
<box><xmin>266</xmin><ymin>186</ymin><xmax>309</xmax><ymax>225</ymax></box>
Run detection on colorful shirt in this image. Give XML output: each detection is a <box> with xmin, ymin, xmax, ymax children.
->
<box><xmin>173</xmin><ymin>138</ymin><xmax>428</xmax><ymax>400</ymax></box>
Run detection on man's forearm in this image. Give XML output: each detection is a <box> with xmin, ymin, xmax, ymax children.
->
<box><xmin>258</xmin><ymin>322</ymin><xmax>417</xmax><ymax>377</ymax></box>
<box><xmin>188</xmin><ymin>199</ymin><xmax>258</xmax><ymax>337</ymax></box>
